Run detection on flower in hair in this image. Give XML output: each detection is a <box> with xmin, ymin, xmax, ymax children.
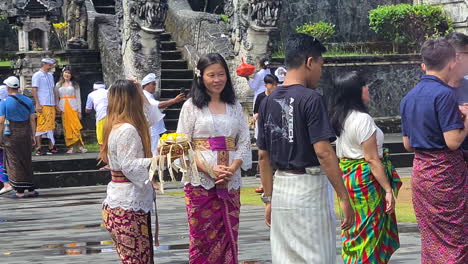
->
<box><xmin>264</xmin><ymin>61</ymin><xmax>270</xmax><ymax>66</ymax></box>
<box><xmin>194</xmin><ymin>68</ymin><xmax>201</xmax><ymax>78</ymax></box>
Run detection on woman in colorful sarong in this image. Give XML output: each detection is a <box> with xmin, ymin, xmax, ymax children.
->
<box><xmin>177</xmin><ymin>53</ymin><xmax>252</xmax><ymax>264</ymax></box>
<box><xmin>0</xmin><ymin>76</ymin><xmax>37</xmax><ymax>198</ymax></box>
<box><xmin>100</xmin><ymin>80</ymin><xmax>158</xmax><ymax>264</ymax></box>
<box><xmin>401</xmin><ymin>39</ymin><xmax>468</xmax><ymax>263</ymax></box>
<box><xmin>55</xmin><ymin>66</ymin><xmax>87</xmax><ymax>154</ymax></box>
<box><xmin>330</xmin><ymin>71</ymin><xmax>402</xmax><ymax>263</ymax></box>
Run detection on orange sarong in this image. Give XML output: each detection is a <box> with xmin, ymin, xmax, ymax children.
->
<box><xmin>36</xmin><ymin>105</ymin><xmax>56</xmax><ymax>133</ymax></box>
<box><xmin>61</xmin><ymin>97</ymin><xmax>84</xmax><ymax>146</ymax></box>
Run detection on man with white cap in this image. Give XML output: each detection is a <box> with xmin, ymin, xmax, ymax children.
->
<box><xmin>0</xmin><ymin>76</ymin><xmax>38</xmax><ymax>198</ymax></box>
<box><xmin>141</xmin><ymin>73</ymin><xmax>185</xmax><ymax>155</ymax></box>
<box><xmin>85</xmin><ymin>81</ymin><xmax>108</xmax><ymax>154</ymax></box>
<box><xmin>32</xmin><ymin>58</ymin><xmax>57</xmax><ymax>155</ymax></box>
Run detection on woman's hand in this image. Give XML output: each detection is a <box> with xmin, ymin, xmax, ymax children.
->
<box><xmin>384</xmin><ymin>190</ymin><xmax>396</xmax><ymax>214</ymax></box>
<box><xmin>78</xmin><ymin>112</ymin><xmax>82</xmax><ymax>120</ymax></box>
<box><xmin>213</xmin><ymin>165</ymin><xmax>233</xmax><ymax>185</ymax></box>
<box><xmin>55</xmin><ymin>106</ymin><xmax>61</xmax><ymax>114</ymax></box>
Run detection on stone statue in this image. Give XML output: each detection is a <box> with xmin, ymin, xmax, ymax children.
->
<box><xmin>250</xmin><ymin>0</ymin><xmax>282</xmax><ymax>27</ymax></box>
<box><xmin>66</xmin><ymin>0</ymin><xmax>88</xmax><ymax>49</ymax></box>
<box><xmin>120</xmin><ymin>0</ymin><xmax>168</xmax><ymax>79</ymax></box>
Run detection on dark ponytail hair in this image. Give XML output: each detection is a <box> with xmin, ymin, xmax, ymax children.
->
<box><xmin>264</xmin><ymin>74</ymin><xmax>279</xmax><ymax>85</ymax></box>
<box><xmin>190</xmin><ymin>53</ymin><xmax>236</xmax><ymax>109</ymax></box>
<box><xmin>259</xmin><ymin>57</ymin><xmax>270</xmax><ymax>70</ymax></box>
<box><xmin>329</xmin><ymin>71</ymin><xmax>368</xmax><ymax>136</ymax></box>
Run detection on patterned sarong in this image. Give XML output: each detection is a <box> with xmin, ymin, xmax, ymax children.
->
<box><xmin>102</xmin><ymin>204</ymin><xmax>154</xmax><ymax>264</ymax></box>
<box><xmin>36</xmin><ymin>105</ymin><xmax>56</xmax><ymax>133</ymax></box>
<box><xmin>4</xmin><ymin>120</ymin><xmax>34</xmax><ymax>192</ymax></box>
<box><xmin>339</xmin><ymin>149</ymin><xmax>402</xmax><ymax>264</ymax></box>
<box><xmin>412</xmin><ymin>149</ymin><xmax>467</xmax><ymax>264</ymax></box>
<box><xmin>61</xmin><ymin>97</ymin><xmax>83</xmax><ymax>146</ymax></box>
<box><xmin>186</xmin><ymin>136</ymin><xmax>240</xmax><ymax>264</ymax></box>
<box><xmin>184</xmin><ymin>184</ymin><xmax>240</xmax><ymax>264</ymax></box>
<box><xmin>0</xmin><ymin>149</ymin><xmax>8</xmax><ymax>183</ymax></box>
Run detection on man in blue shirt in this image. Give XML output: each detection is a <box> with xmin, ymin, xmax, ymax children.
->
<box><xmin>257</xmin><ymin>33</ymin><xmax>354</xmax><ymax>263</ymax></box>
<box><xmin>0</xmin><ymin>76</ymin><xmax>37</xmax><ymax>198</ymax></box>
<box><xmin>400</xmin><ymin>39</ymin><xmax>468</xmax><ymax>263</ymax></box>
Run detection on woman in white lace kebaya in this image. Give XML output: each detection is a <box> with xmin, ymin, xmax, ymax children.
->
<box><xmin>54</xmin><ymin>66</ymin><xmax>87</xmax><ymax>154</ymax></box>
<box><xmin>177</xmin><ymin>53</ymin><xmax>252</xmax><ymax>264</ymax></box>
<box><xmin>100</xmin><ymin>80</ymin><xmax>157</xmax><ymax>264</ymax></box>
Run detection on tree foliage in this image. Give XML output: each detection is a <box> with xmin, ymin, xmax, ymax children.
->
<box><xmin>296</xmin><ymin>21</ymin><xmax>336</xmax><ymax>43</ymax></box>
<box><xmin>369</xmin><ymin>4</ymin><xmax>453</xmax><ymax>52</ymax></box>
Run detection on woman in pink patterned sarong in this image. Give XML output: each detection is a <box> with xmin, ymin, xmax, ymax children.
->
<box><xmin>177</xmin><ymin>53</ymin><xmax>252</xmax><ymax>264</ymax></box>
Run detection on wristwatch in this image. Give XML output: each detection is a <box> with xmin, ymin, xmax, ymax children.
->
<box><xmin>261</xmin><ymin>193</ymin><xmax>272</xmax><ymax>203</ymax></box>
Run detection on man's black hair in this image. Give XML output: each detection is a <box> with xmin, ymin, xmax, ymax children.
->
<box><xmin>421</xmin><ymin>38</ymin><xmax>456</xmax><ymax>71</ymax></box>
<box><xmin>445</xmin><ymin>32</ymin><xmax>468</xmax><ymax>51</ymax></box>
<box><xmin>285</xmin><ymin>33</ymin><xmax>327</xmax><ymax>69</ymax></box>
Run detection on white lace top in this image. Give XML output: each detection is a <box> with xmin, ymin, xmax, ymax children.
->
<box><xmin>177</xmin><ymin>98</ymin><xmax>252</xmax><ymax>191</ymax></box>
<box><xmin>56</xmin><ymin>84</ymin><xmax>81</xmax><ymax>112</ymax></box>
<box><xmin>103</xmin><ymin>123</ymin><xmax>154</xmax><ymax>212</ymax></box>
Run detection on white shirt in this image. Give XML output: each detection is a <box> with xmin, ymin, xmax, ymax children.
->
<box><xmin>336</xmin><ymin>110</ymin><xmax>384</xmax><ymax>159</ymax></box>
<box><xmin>57</xmin><ymin>84</ymin><xmax>81</xmax><ymax>112</ymax></box>
<box><xmin>143</xmin><ymin>90</ymin><xmax>165</xmax><ymax>155</ymax></box>
<box><xmin>32</xmin><ymin>70</ymin><xmax>55</xmax><ymax>106</ymax></box>
<box><xmin>85</xmin><ymin>88</ymin><xmax>108</xmax><ymax>121</ymax></box>
<box><xmin>249</xmin><ymin>68</ymin><xmax>271</xmax><ymax>107</ymax></box>
<box><xmin>103</xmin><ymin>123</ymin><xmax>154</xmax><ymax>212</ymax></box>
<box><xmin>177</xmin><ymin>99</ymin><xmax>252</xmax><ymax>191</ymax></box>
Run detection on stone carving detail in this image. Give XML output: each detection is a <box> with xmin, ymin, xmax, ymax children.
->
<box><xmin>119</xmin><ymin>0</ymin><xmax>168</xmax><ymax>80</ymax></box>
<box><xmin>250</xmin><ymin>0</ymin><xmax>282</xmax><ymax>27</ymax></box>
<box><xmin>225</xmin><ymin>0</ymin><xmax>281</xmax><ymax>58</ymax></box>
<box><xmin>129</xmin><ymin>0</ymin><xmax>168</xmax><ymax>30</ymax></box>
<box><xmin>65</xmin><ymin>0</ymin><xmax>88</xmax><ymax>48</ymax></box>
<box><xmin>13</xmin><ymin>0</ymin><xmax>63</xmax><ymax>11</ymax></box>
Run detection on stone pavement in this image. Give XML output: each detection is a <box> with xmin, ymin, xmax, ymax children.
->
<box><xmin>0</xmin><ymin>172</ymin><xmax>421</xmax><ymax>264</ymax></box>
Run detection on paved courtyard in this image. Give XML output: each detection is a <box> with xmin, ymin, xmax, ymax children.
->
<box><xmin>0</xmin><ymin>175</ymin><xmax>421</xmax><ymax>264</ymax></box>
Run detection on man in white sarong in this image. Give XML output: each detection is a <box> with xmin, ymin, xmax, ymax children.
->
<box><xmin>256</xmin><ymin>33</ymin><xmax>355</xmax><ymax>264</ymax></box>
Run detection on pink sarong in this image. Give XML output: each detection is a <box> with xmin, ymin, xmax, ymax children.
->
<box><xmin>184</xmin><ymin>184</ymin><xmax>240</xmax><ymax>264</ymax></box>
<box><xmin>412</xmin><ymin>149</ymin><xmax>467</xmax><ymax>263</ymax></box>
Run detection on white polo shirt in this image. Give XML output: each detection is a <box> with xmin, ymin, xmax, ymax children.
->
<box><xmin>31</xmin><ymin>70</ymin><xmax>55</xmax><ymax>106</ymax></box>
<box><xmin>143</xmin><ymin>90</ymin><xmax>166</xmax><ymax>155</ymax></box>
<box><xmin>85</xmin><ymin>88</ymin><xmax>108</xmax><ymax>122</ymax></box>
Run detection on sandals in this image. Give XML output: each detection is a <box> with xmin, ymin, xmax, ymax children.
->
<box><xmin>0</xmin><ymin>186</ymin><xmax>13</xmax><ymax>195</ymax></box>
<box><xmin>78</xmin><ymin>147</ymin><xmax>88</xmax><ymax>153</ymax></box>
<box><xmin>9</xmin><ymin>193</ymin><xmax>27</xmax><ymax>199</ymax></box>
<box><xmin>66</xmin><ymin>147</ymin><xmax>75</xmax><ymax>154</ymax></box>
<box><xmin>9</xmin><ymin>191</ymin><xmax>39</xmax><ymax>199</ymax></box>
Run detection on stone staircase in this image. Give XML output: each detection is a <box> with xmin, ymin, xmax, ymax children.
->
<box><xmin>92</xmin><ymin>0</ymin><xmax>116</xmax><ymax>15</ymax></box>
<box><xmin>159</xmin><ymin>33</ymin><xmax>193</xmax><ymax>132</ymax></box>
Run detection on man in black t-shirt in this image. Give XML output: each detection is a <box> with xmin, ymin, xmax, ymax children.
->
<box><xmin>257</xmin><ymin>33</ymin><xmax>354</xmax><ymax>263</ymax></box>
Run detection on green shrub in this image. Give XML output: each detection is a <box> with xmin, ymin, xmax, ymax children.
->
<box><xmin>296</xmin><ymin>21</ymin><xmax>335</xmax><ymax>43</ymax></box>
<box><xmin>369</xmin><ymin>4</ymin><xmax>453</xmax><ymax>52</ymax></box>
<box><xmin>219</xmin><ymin>14</ymin><xmax>229</xmax><ymax>23</ymax></box>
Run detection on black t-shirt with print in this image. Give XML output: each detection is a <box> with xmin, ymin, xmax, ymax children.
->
<box><xmin>257</xmin><ymin>84</ymin><xmax>336</xmax><ymax>169</ymax></box>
